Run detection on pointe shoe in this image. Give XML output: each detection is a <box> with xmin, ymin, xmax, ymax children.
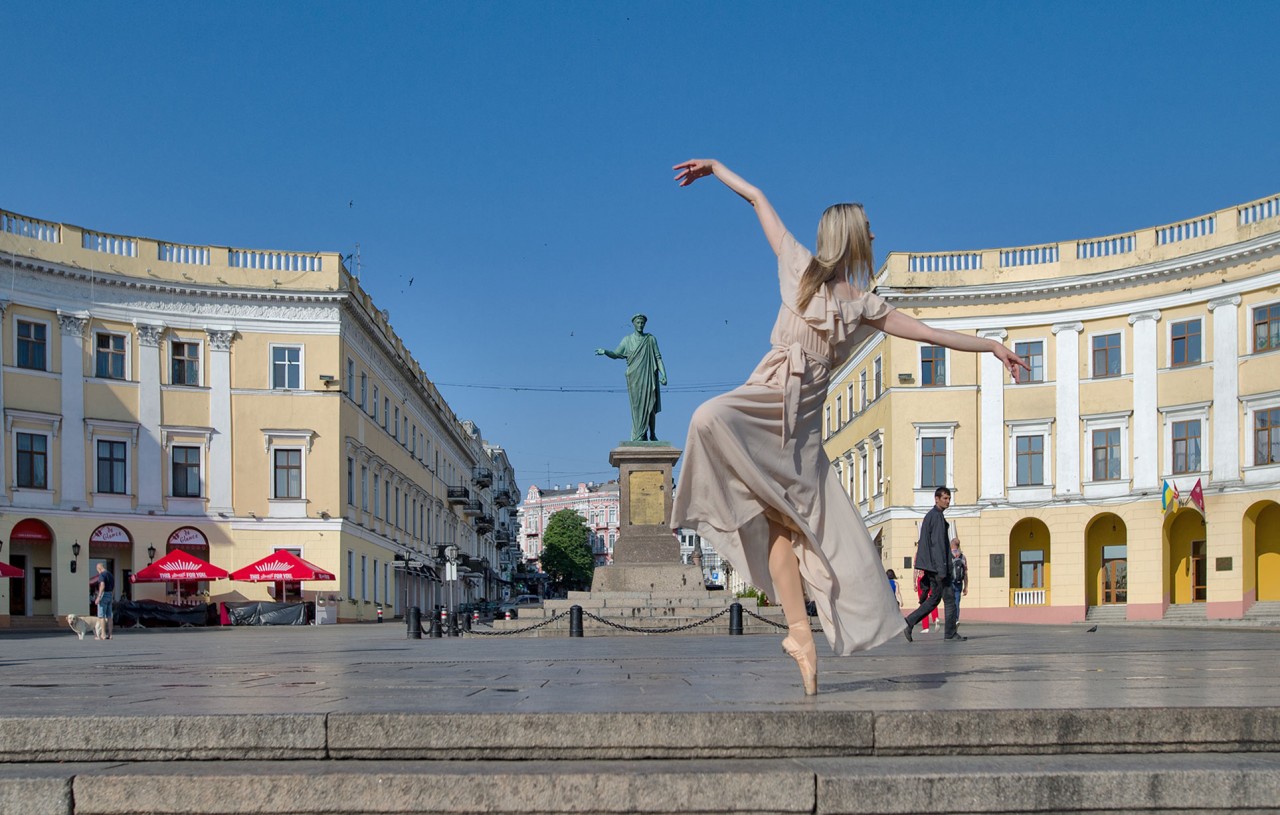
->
<box><xmin>781</xmin><ymin>624</ymin><xmax>818</xmax><ymax>696</ymax></box>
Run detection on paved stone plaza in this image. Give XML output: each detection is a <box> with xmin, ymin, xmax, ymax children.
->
<box><xmin>2</xmin><ymin>622</ymin><xmax>1279</xmax><ymax>813</ymax></box>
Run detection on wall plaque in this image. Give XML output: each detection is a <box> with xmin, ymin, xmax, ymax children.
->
<box><xmin>1215</xmin><ymin>557</ymin><xmax>1233</xmax><ymax>572</ymax></box>
<box><xmin>990</xmin><ymin>553</ymin><xmax>1005</xmax><ymax>579</ymax></box>
<box><xmin>629</xmin><ymin>470</ymin><xmax>665</xmax><ymax>525</ymax></box>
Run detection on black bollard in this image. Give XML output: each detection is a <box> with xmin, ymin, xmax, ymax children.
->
<box><xmin>729</xmin><ymin>602</ymin><xmax>743</xmax><ymax>635</ymax></box>
<box><xmin>429</xmin><ymin>616</ymin><xmax>442</xmax><ymax>638</ymax></box>
<box><xmin>407</xmin><ymin>606</ymin><xmax>422</xmax><ymax>639</ymax></box>
<box><xmin>462</xmin><ymin>612</ymin><xmax>472</xmax><ymax>633</ymax></box>
<box><xmin>569</xmin><ymin>604</ymin><xmax>583</xmax><ymax>637</ymax></box>
<box><xmin>449</xmin><ymin>610</ymin><xmax>460</xmax><ymax>637</ymax></box>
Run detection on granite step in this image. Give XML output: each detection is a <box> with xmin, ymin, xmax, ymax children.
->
<box><xmin>5</xmin><ymin>752</ymin><xmax>1280</xmax><ymax>814</ymax></box>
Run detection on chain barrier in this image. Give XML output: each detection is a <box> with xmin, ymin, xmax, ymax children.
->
<box><xmin>742</xmin><ymin>607</ymin><xmax>822</xmax><ymax>633</ymax></box>
<box><xmin>464</xmin><ymin>611</ymin><xmax>571</xmax><ymax>636</ymax></box>
<box><xmin>581</xmin><ymin>607</ymin><xmax>730</xmax><ymax>634</ymax></box>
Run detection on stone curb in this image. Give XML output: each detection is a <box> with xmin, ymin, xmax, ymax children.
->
<box><xmin>4</xmin><ymin>754</ymin><xmax>1280</xmax><ymax>814</ymax></box>
<box><xmin>3</xmin><ymin>708</ymin><xmax>1280</xmax><ymax>763</ymax></box>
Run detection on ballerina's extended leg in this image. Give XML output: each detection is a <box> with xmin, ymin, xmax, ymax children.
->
<box><xmin>768</xmin><ymin>520</ymin><xmax>817</xmax><ymax>695</ymax></box>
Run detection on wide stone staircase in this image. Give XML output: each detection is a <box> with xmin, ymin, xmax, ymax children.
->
<box><xmin>483</xmin><ymin>590</ymin><xmax>789</xmax><ymax>637</ymax></box>
<box><xmin>1245</xmin><ymin>600</ymin><xmax>1280</xmax><ymax>623</ymax></box>
<box><xmin>3</xmin><ymin>707</ymin><xmax>1280</xmax><ymax>813</ymax></box>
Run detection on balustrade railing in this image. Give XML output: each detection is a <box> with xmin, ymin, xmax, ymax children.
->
<box><xmin>999</xmin><ymin>245</ymin><xmax>1059</xmax><ymax>267</ymax></box>
<box><xmin>908</xmin><ymin>252</ymin><xmax>982</xmax><ymax>272</ymax></box>
<box><xmin>1011</xmin><ymin>588</ymin><xmax>1048</xmax><ymax>606</ymax></box>
<box><xmin>1076</xmin><ymin>234</ymin><xmax>1135</xmax><ymax>259</ymax></box>
<box><xmin>159</xmin><ymin>242</ymin><xmax>211</xmax><ymax>265</ymax></box>
<box><xmin>229</xmin><ymin>249</ymin><xmax>322</xmax><ymax>271</ymax></box>
<box><xmin>1156</xmin><ymin>214</ymin><xmax>1215</xmax><ymax>245</ymax></box>
<box><xmin>1240</xmin><ymin>195</ymin><xmax>1280</xmax><ymax>226</ymax></box>
<box><xmin>1</xmin><ymin>211</ymin><xmax>60</xmax><ymax>243</ymax></box>
<box><xmin>82</xmin><ymin>230</ymin><xmax>138</xmax><ymax>257</ymax></box>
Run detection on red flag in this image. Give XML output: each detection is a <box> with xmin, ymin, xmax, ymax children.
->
<box><xmin>1190</xmin><ymin>479</ymin><xmax>1205</xmax><ymax>514</ymax></box>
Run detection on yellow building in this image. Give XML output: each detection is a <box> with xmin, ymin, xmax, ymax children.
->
<box><xmin>824</xmin><ymin>194</ymin><xmax>1280</xmax><ymax>623</ymax></box>
<box><xmin>0</xmin><ymin>207</ymin><xmax>518</xmax><ymax>625</ymax></box>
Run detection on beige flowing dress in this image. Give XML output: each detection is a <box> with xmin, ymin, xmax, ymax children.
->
<box><xmin>673</xmin><ymin>232</ymin><xmax>905</xmax><ymax>655</ymax></box>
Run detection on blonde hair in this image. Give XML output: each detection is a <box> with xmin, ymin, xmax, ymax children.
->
<box><xmin>796</xmin><ymin>203</ymin><xmax>874</xmax><ymax>310</ymax></box>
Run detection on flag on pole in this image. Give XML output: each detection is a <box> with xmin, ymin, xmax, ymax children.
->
<box><xmin>1161</xmin><ymin>480</ymin><xmax>1179</xmax><ymax>512</ymax></box>
<box><xmin>1190</xmin><ymin>478</ymin><xmax>1205</xmax><ymax>514</ymax></box>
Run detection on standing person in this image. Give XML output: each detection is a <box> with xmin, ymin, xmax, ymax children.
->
<box><xmin>596</xmin><ymin>314</ymin><xmax>667</xmax><ymax>442</ymax></box>
<box><xmin>670</xmin><ymin>159</ymin><xmax>1026</xmax><ymax>693</ymax></box>
<box><xmin>94</xmin><ymin>562</ymin><xmax>114</xmax><ymax>640</ymax></box>
<box><xmin>950</xmin><ymin>536</ymin><xmax>969</xmax><ymax>630</ymax></box>
<box><xmin>905</xmin><ymin>487</ymin><xmax>964</xmax><ymax>642</ymax></box>
<box><xmin>886</xmin><ymin>569</ymin><xmax>902</xmax><ymax>609</ymax></box>
<box><xmin>914</xmin><ymin>568</ymin><xmax>939</xmax><ymax>634</ymax></box>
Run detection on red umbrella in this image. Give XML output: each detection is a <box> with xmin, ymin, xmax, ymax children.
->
<box><xmin>131</xmin><ymin>550</ymin><xmax>229</xmax><ymax>583</ymax></box>
<box><xmin>0</xmin><ymin>560</ymin><xmax>22</xmax><ymax>579</ymax></box>
<box><xmin>229</xmin><ymin>550</ymin><xmax>335</xmax><ymax>583</ymax></box>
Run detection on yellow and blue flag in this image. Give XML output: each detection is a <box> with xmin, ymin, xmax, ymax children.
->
<box><xmin>1161</xmin><ymin>480</ymin><xmax>1179</xmax><ymax>512</ymax></box>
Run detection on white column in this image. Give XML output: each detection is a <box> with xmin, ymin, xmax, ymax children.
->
<box><xmin>135</xmin><ymin>322</ymin><xmax>165</xmax><ymax>510</ymax></box>
<box><xmin>1052</xmin><ymin>321</ymin><xmax>1084</xmax><ymax>496</ymax></box>
<box><xmin>979</xmin><ymin>328</ymin><xmax>1008</xmax><ymax>501</ymax></box>
<box><xmin>207</xmin><ymin>329</ymin><xmax>235</xmax><ymax>514</ymax></box>
<box><xmin>58</xmin><ymin>312</ymin><xmax>89</xmax><ymax>506</ymax></box>
<box><xmin>1128</xmin><ymin>310</ymin><xmax>1161</xmax><ymax>492</ymax></box>
<box><xmin>1208</xmin><ymin>295</ymin><xmax>1241</xmax><ymax>484</ymax></box>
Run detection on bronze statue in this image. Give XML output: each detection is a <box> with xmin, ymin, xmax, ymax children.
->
<box><xmin>596</xmin><ymin>313</ymin><xmax>667</xmax><ymax>442</ymax></box>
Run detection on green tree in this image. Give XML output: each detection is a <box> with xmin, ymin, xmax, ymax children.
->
<box><xmin>541</xmin><ymin>509</ymin><xmax>595</xmax><ymax>590</ymax></box>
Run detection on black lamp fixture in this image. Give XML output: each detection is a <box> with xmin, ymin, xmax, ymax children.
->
<box><xmin>70</xmin><ymin>540</ymin><xmax>81</xmax><ymax>573</ymax></box>
<box><xmin>148</xmin><ymin>544</ymin><xmax>157</xmax><ymax>563</ymax></box>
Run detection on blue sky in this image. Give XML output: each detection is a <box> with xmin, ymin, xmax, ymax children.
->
<box><xmin>4</xmin><ymin>2</ymin><xmax>1278</xmax><ymax>489</ymax></box>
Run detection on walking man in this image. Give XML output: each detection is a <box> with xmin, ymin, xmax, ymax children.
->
<box><xmin>903</xmin><ymin>486</ymin><xmax>965</xmax><ymax>642</ymax></box>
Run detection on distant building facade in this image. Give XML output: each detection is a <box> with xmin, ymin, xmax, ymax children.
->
<box><xmin>823</xmin><ymin>192</ymin><xmax>1280</xmax><ymax>623</ymax></box>
<box><xmin>518</xmin><ymin>481</ymin><xmax>620</xmax><ymax>567</ymax></box>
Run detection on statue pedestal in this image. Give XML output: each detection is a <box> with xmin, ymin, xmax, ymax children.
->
<box><xmin>590</xmin><ymin>443</ymin><xmax>705</xmax><ymax>593</ymax></box>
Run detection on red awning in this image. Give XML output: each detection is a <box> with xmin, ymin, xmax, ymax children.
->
<box><xmin>0</xmin><ymin>560</ymin><xmax>22</xmax><ymax>579</ymax></box>
<box><xmin>228</xmin><ymin>551</ymin><xmax>335</xmax><ymax>583</ymax></box>
<box><xmin>131</xmin><ymin>550</ymin><xmax>229</xmax><ymax>583</ymax></box>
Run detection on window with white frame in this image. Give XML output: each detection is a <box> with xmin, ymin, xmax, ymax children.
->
<box><xmin>95</xmin><ymin>332</ymin><xmax>127</xmax><ymax>380</ymax></box>
<box><xmin>373</xmin><ymin>473</ymin><xmax>380</xmax><ymax>517</ymax></box>
<box><xmin>856</xmin><ymin>445</ymin><xmax>868</xmax><ymax>503</ymax></box>
<box><xmin>921</xmin><ymin>346</ymin><xmax>946</xmax><ymax>386</ymax></box>
<box><xmin>273</xmin><ymin>448</ymin><xmax>303</xmax><ymax>498</ymax></box>
<box><xmin>1171</xmin><ymin>419</ymin><xmax>1202</xmax><ymax>473</ymax></box>
<box><xmin>383</xmin><ymin>397</ymin><xmax>390</xmax><ymax>430</ymax></box>
<box><xmin>16</xmin><ymin>432</ymin><xmax>49</xmax><ymax>489</ymax></box>
<box><xmin>96</xmin><ymin>439</ymin><xmax>128</xmax><ymax>494</ymax></box>
<box><xmin>171</xmin><ymin>340</ymin><xmax>201</xmax><ymax>385</ymax></box>
<box><xmin>835</xmin><ymin>395</ymin><xmax>843</xmax><ymax>427</ymax></box>
<box><xmin>270</xmin><ymin>345</ymin><xmax>302</xmax><ymax>389</ymax></box>
<box><xmin>347</xmin><ymin>457</ymin><xmax>355</xmax><ymax>505</ymax></box>
<box><xmin>914</xmin><ymin>423</ymin><xmax>955</xmax><ymax>491</ymax></box>
<box><xmin>1255</xmin><ymin>407</ymin><xmax>1280</xmax><ymax>466</ymax></box>
<box><xmin>1007</xmin><ymin>419</ymin><xmax>1053</xmax><ymax>490</ymax></box>
<box><xmin>394</xmin><ymin>406</ymin><xmax>400</xmax><ymax>440</ymax></box>
<box><xmin>1091</xmin><ymin>429</ymin><xmax>1122</xmax><ymax>481</ymax></box>
<box><xmin>347</xmin><ymin>550</ymin><xmax>355</xmax><ymax>599</ymax></box>
<box><xmin>171</xmin><ymin>445</ymin><xmax>202</xmax><ymax>497</ymax></box>
<box><xmin>1090</xmin><ymin>332</ymin><xmax>1122</xmax><ymax>378</ymax></box>
<box><xmin>360</xmin><ymin>372</ymin><xmax>368</xmax><ymax>410</ymax></box>
<box><xmin>346</xmin><ymin>358</ymin><xmax>354</xmax><ymax>399</ymax></box>
<box><xmin>361</xmin><ymin>466</ymin><xmax>369</xmax><ymax>511</ymax></box>
<box><xmin>1253</xmin><ymin>303</ymin><xmax>1280</xmax><ymax>353</ymax></box>
<box><xmin>1014</xmin><ymin>340</ymin><xmax>1045</xmax><ymax>383</ymax></box>
<box><xmin>16</xmin><ymin>319</ymin><xmax>48</xmax><ymax>371</ymax></box>
<box><xmin>873</xmin><ymin>357</ymin><xmax>883</xmax><ymax>399</ymax></box>
<box><xmin>873</xmin><ymin>437</ymin><xmax>884</xmax><ymax>495</ymax></box>
<box><xmin>860</xmin><ymin>370</ymin><xmax>868</xmax><ymax>408</ymax></box>
<box><xmin>1170</xmin><ymin>319</ymin><xmax>1202</xmax><ymax>367</ymax></box>
<box><xmin>1081</xmin><ymin>411</ymin><xmax>1131</xmax><ymax>483</ymax></box>
<box><xmin>824</xmin><ymin>406</ymin><xmax>832</xmax><ymax>437</ymax></box>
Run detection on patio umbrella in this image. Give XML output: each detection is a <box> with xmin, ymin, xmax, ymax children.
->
<box><xmin>228</xmin><ymin>551</ymin><xmax>335</xmax><ymax>603</ymax></box>
<box><xmin>130</xmin><ymin>550</ymin><xmax>229</xmax><ymax>603</ymax></box>
<box><xmin>0</xmin><ymin>560</ymin><xmax>22</xmax><ymax>579</ymax></box>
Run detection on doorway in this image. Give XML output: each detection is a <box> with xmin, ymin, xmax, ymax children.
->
<box><xmin>1101</xmin><ymin>545</ymin><xmax>1127</xmax><ymax>604</ymax></box>
<box><xmin>1191</xmin><ymin>540</ymin><xmax>1207</xmax><ymax>602</ymax></box>
<box><xmin>9</xmin><ymin>554</ymin><xmax>27</xmax><ymax>616</ymax></box>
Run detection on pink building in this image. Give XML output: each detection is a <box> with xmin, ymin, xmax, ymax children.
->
<box><xmin>518</xmin><ymin>482</ymin><xmax>620</xmax><ymax>567</ymax></box>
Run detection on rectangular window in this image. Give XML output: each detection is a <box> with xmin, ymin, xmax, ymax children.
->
<box><xmin>1172</xmin><ymin>419</ymin><xmax>1202</xmax><ymax>474</ymax></box>
<box><xmin>921</xmin><ymin>346</ymin><xmax>946</xmax><ymax>386</ymax></box>
<box><xmin>361</xmin><ymin>555</ymin><xmax>367</xmax><ymax>601</ymax></box>
<box><xmin>835</xmin><ymin>395</ymin><xmax>843</xmax><ymax>426</ymax></box>
<box><xmin>346</xmin><ymin>457</ymin><xmax>355</xmax><ymax>505</ymax></box>
<box><xmin>373</xmin><ymin>474</ymin><xmax>380</xmax><ymax>517</ymax></box>
<box><xmin>273</xmin><ymin>448</ymin><xmax>302</xmax><ymax>498</ymax></box>
<box><xmin>873</xmin><ymin>357</ymin><xmax>883</xmax><ymax>399</ymax></box>
<box><xmin>271</xmin><ymin>346</ymin><xmax>302</xmax><ymax>389</ymax></box>
<box><xmin>1256</xmin><ymin>408</ymin><xmax>1280</xmax><ymax>466</ymax></box>
<box><xmin>97</xmin><ymin>439</ymin><xmax>127</xmax><ymax>494</ymax></box>
<box><xmin>384</xmin><ymin>482</ymin><xmax>391</xmax><ymax>522</ymax></box>
<box><xmin>1170</xmin><ymin>319</ymin><xmax>1202</xmax><ymax>367</ymax></box>
<box><xmin>824</xmin><ymin>406</ymin><xmax>832</xmax><ymax>437</ymax></box>
<box><xmin>360</xmin><ymin>466</ymin><xmax>369</xmax><ymax>511</ymax></box>
<box><xmin>1019</xmin><ymin>549</ymin><xmax>1045</xmax><ymax>589</ymax></box>
<box><xmin>874</xmin><ymin>443</ymin><xmax>884</xmax><ymax>494</ymax></box>
<box><xmin>16</xmin><ymin>432</ymin><xmax>48</xmax><ymax>488</ymax></box>
<box><xmin>171</xmin><ymin>341</ymin><xmax>200</xmax><ymax>385</ymax></box>
<box><xmin>1014</xmin><ymin>341</ymin><xmax>1044</xmax><ymax>383</ymax></box>
<box><xmin>394</xmin><ymin>407</ymin><xmax>400</xmax><ymax>440</ymax></box>
<box><xmin>859</xmin><ymin>453</ymin><xmax>869</xmax><ymax>502</ymax></box>
<box><xmin>1091</xmin><ymin>333</ymin><xmax>1121</xmax><ymax>378</ymax></box>
<box><xmin>410</xmin><ymin>424</ymin><xmax>416</xmax><ymax>455</ymax></box>
<box><xmin>347</xmin><ymin>550</ymin><xmax>355</xmax><ymax>599</ymax></box>
<box><xmin>921</xmin><ymin>437</ymin><xmax>947</xmax><ymax>488</ymax></box>
<box><xmin>394</xmin><ymin>487</ymin><xmax>401</xmax><ymax>528</ymax></box>
<box><xmin>373</xmin><ymin>560</ymin><xmax>379</xmax><ymax>604</ymax></box>
<box><xmin>383</xmin><ymin>397</ymin><xmax>390</xmax><ymax>430</ymax></box>
<box><xmin>95</xmin><ymin>333</ymin><xmax>126</xmax><ymax>379</ymax></box>
<box><xmin>1254</xmin><ymin>304</ymin><xmax>1280</xmax><ymax>352</ymax></box>
<box><xmin>860</xmin><ymin>370</ymin><xmax>868</xmax><ymax>408</ymax></box>
<box><xmin>172</xmin><ymin>445</ymin><xmax>202</xmax><ymax>497</ymax></box>
<box><xmin>1092</xmin><ymin>428</ymin><xmax>1122</xmax><ymax>481</ymax></box>
<box><xmin>360</xmin><ymin>372</ymin><xmax>368</xmax><ymax>410</ymax></box>
<box><xmin>16</xmin><ymin>320</ymin><xmax>47</xmax><ymax>371</ymax></box>
<box><xmin>1015</xmin><ymin>435</ymin><xmax>1044</xmax><ymax>486</ymax></box>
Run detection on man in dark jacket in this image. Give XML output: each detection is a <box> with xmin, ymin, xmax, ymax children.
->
<box><xmin>904</xmin><ymin>486</ymin><xmax>965</xmax><ymax>642</ymax></box>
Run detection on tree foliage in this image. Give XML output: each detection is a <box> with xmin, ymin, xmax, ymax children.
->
<box><xmin>541</xmin><ymin>509</ymin><xmax>595</xmax><ymax>590</ymax></box>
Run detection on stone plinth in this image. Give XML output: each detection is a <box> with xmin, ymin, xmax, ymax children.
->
<box><xmin>591</xmin><ymin>443</ymin><xmax>705</xmax><ymax>593</ymax></box>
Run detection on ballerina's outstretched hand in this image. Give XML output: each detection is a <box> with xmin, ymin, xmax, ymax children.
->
<box><xmin>674</xmin><ymin>159</ymin><xmax>716</xmax><ymax>186</ymax></box>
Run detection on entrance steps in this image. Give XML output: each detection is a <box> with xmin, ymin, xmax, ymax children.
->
<box><xmin>1162</xmin><ymin>603</ymin><xmax>1209</xmax><ymax>622</ymax></box>
<box><xmin>1085</xmin><ymin>604</ymin><xmax>1127</xmax><ymax>623</ymax></box>
<box><xmin>3</xmin><ymin>708</ymin><xmax>1280</xmax><ymax>813</ymax></box>
<box><xmin>1245</xmin><ymin>600</ymin><xmax>1280</xmax><ymax>622</ymax></box>
<box><xmin>0</xmin><ymin>614</ymin><xmax>60</xmax><ymax>631</ymax></box>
